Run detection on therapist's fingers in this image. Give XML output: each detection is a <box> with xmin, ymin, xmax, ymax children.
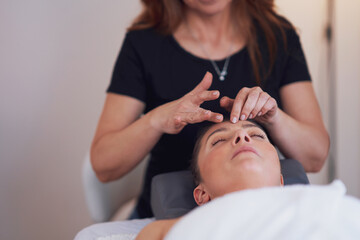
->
<box><xmin>240</xmin><ymin>88</ymin><xmax>263</xmax><ymax>119</ymax></box>
<box><xmin>182</xmin><ymin>109</ymin><xmax>222</xmax><ymax>124</ymax></box>
<box><xmin>191</xmin><ymin>90</ymin><xmax>220</xmax><ymax>105</ymax></box>
<box><xmin>207</xmin><ymin>111</ymin><xmax>224</xmax><ymax>123</ymax></box>
<box><xmin>249</xmin><ymin>92</ymin><xmax>270</xmax><ymax>118</ymax></box>
<box><xmin>220</xmin><ymin>96</ymin><xmax>234</xmax><ymax>112</ymax></box>
<box><xmin>187</xmin><ymin>72</ymin><xmax>220</xmax><ymax>106</ymax></box>
<box><xmin>230</xmin><ymin>87</ymin><xmax>251</xmax><ymax>123</ymax></box>
<box><xmin>155</xmin><ymin>72</ymin><xmax>223</xmax><ymax>134</ymax></box>
<box><xmin>190</xmin><ymin>72</ymin><xmax>213</xmax><ymax>95</ymax></box>
<box><xmin>259</xmin><ymin>97</ymin><xmax>277</xmax><ymax>118</ymax></box>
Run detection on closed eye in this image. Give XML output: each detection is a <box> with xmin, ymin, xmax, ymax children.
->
<box><xmin>212</xmin><ymin>138</ymin><xmax>226</xmax><ymax>146</ymax></box>
<box><xmin>250</xmin><ymin>134</ymin><xmax>265</xmax><ymax>139</ymax></box>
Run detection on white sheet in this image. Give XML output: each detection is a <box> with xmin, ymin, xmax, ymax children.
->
<box><xmin>165</xmin><ymin>180</ymin><xmax>360</xmax><ymax>240</ymax></box>
<box><xmin>74</xmin><ymin>218</ymin><xmax>154</xmax><ymax>240</ymax></box>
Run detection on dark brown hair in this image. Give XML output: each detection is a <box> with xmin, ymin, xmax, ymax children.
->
<box><xmin>128</xmin><ymin>0</ymin><xmax>293</xmax><ymax>86</ymax></box>
<box><xmin>190</xmin><ymin>122</ymin><xmax>215</xmax><ymax>186</ymax></box>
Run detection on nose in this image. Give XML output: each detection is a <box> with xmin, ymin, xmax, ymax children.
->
<box><xmin>232</xmin><ymin>131</ymin><xmax>251</xmax><ymax>145</ymax></box>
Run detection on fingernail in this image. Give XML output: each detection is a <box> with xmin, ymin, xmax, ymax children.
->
<box><xmin>258</xmin><ymin>112</ymin><xmax>262</xmax><ymax>116</ymax></box>
<box><xmin>213</xmin><ymin>91</ymin><xmax>218</xmax><ymax>96</ymax></box>
<box><xmin>232</xmin><ymin>117</ymin><xmax>237</xmax><ymax>123</ymax></box>
<box><xmin>240</xmin><ymin>114</ymin><xmax>246</xmax><ymax>121</ymax></box>
<box><xmin>216</xmin><ymin>115</ymin><xmax>222</xmax><ymax>120</ymax></box>
<box><xmin>249</xmin><ymin>114</ymin><xmax>253</xmax><ymax>119</ymax></box>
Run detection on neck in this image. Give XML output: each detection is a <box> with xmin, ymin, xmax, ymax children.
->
<box><xmin>184</xmin><ymin>6</ymin><xmax>234</xmax><ymax>45</ymax></box>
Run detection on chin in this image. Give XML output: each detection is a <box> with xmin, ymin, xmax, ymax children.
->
<box><xmin>189</xmin><ymin>0</ymin><xmax>232</xmax><ymax>15</ymax></box>
<box><xmin>232</xmin><ymin>157</ymin><xmax>263</xmax><ymax>172</ymax></box>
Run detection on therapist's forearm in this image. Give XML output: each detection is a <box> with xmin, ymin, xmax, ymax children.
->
<box><xmin>91</xmin><ymin>113</ymin><xmax>163</xmax><ymax>182</ymax></box>
<box><xmin>263</xmin><ymin>109</ymin><xmax>330</xmax><ymax>172</ymax></box>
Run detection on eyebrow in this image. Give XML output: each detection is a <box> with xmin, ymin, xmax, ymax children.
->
<box><xmin>205</xmin><ymin>123</ymin><xmax>265</xmax><ymax>144</ymax></box>
<box><xmin>206</xmin><ymin>127</ymin><xmax>228</xmax><ymax>143</ymax></box>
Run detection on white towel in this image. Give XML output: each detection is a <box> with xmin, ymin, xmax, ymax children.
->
<box><xmin>75</xmin><ymin>218</ymin><xmax>154</xmax><ymax>240</ymax></box>
<box><xmin>96</xmin><ymin>233</ymin><xmax>136</xmax><ymax>240</ymax></box>
<box><xmin>166</xmin><ymin>180</ymin><xmax>360</xmax><ymax>240</ymax></box>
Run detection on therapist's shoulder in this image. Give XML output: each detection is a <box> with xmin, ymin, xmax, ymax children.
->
<box><xmin>255</xmin><ymin>14</ymin><xmax>298</xmax><ymax>48</ymax></box>
<box><xmin>273</xmin><ymin>15</ymin><xmax>300</xmax><ymax>42</ymax></box>
<box><xmin>125</xmin><ymin>27</ymin><xmax>169</xmax><ymax>48</ymax></box>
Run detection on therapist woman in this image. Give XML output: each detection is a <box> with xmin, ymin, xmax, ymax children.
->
<box><xmin>90</xmin><ymin>0</ymin><xmax>329</xmax><ymax>218</ymax></box>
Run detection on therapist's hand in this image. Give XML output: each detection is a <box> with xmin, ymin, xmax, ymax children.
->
<box><xmin>220</xmin><ymin>87</ymin><xmax>279</xmax><ymax>125</ymax></box>
<box><xmin>149</xmin><ymin>72</ymin><xmax>223</xmax><ymax>134</ymax></box>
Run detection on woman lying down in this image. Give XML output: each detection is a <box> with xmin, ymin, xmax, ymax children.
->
<box><xmin>136</xmin><ymin>120</ymin><xmax>360</xmax><ymax>240</ymax></box>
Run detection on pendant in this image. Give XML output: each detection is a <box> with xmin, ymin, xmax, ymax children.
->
<box><xmin>219</xmin><ymin>70</ymin><xmax>227</xmax><ymax>81</ymax></box>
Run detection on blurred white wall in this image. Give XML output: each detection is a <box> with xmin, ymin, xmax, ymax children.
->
<box><xmin>276</xmin><ymin>0</ymin><xmax>330</xmax><ymax>185</ymax></box>
<box><xmin>0</xmin><ymin>1</ymin><xmax>141</xmax><ymax>239</ymax></box>
<box><xmin>333</xmin><ymin>0</ymin><xmax>360</xmax><ymax>198</ymax></box>
<box><xmin>0</xmin><ymin>1</ymin><xmax>359</xmax><ymax>239</ymax></box>
<box><xmin>277</xmin><ymin>0</ymin><xmax>360</xmax><ymax>196</ymax></box>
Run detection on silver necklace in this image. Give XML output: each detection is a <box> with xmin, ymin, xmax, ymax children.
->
<box><xmin>186</xmin><ymin>23</ymin><xmax>233</xmax><ymax>81</ymax></box>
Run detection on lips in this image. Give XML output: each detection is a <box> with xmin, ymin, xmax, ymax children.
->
<box><xmin>232</xmin><ymin>146</ymin><xmax>259</xmax><ymax>159</ymax></box>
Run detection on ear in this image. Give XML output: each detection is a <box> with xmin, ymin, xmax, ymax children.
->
<box><xmin>280</xmin><ymin>174</ymin><xmax>284</xmax><ymax>186</ymax></box>
<box><xmin>193</xmin><ymin>184</ymin><xmax>211</xmax><ymax>206</ymax></box>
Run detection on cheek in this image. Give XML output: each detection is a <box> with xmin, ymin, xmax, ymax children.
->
<box><xmin>266</xmin><ymin>147</ymin><xmax>279</xmax><ymax>164</ymax></box>
<box><xmin>263</xmin><ymin>146</ymin><xmax>281</xmax><ymax>176</ymax></box>
<box><xmin>200</xmin><ymin>148</ymin><xmax>229</xmax><ymax>180</ymax></box>
<box><xmin>200</xmin><ymin>155</ymin><xmax>232</xmax><ymax>198</ymax></box>
<box><xmin>261</xmin><ymin>143</ymin><xmax>278</xmax><ymax>159</ymax></box>
<box><xmin>201</xmin><ymin>152</ymin><xmax>221</xmax><ymax>176</ymax></box>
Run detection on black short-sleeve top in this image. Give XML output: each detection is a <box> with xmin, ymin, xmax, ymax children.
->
<box><xmin>107</xmin><ymin>22</ymin><xmax>311</xmax><ymax>218</ymax></box>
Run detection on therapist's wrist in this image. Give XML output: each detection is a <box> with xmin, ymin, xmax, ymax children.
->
<box><xmin>145</xmin><ymin>108</ymin><xmax>167</xmax><ymax>135</ymax></box>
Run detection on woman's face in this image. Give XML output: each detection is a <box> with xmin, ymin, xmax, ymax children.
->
<box><xmin>197</xmin><ymin>120</ymin><xmax>282</xmax><ymax>199</ymax></box>
<box><xmin>182</xmin><ymin>0</ymin><xmax>233</xmax><ymax>16</ymax></box>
